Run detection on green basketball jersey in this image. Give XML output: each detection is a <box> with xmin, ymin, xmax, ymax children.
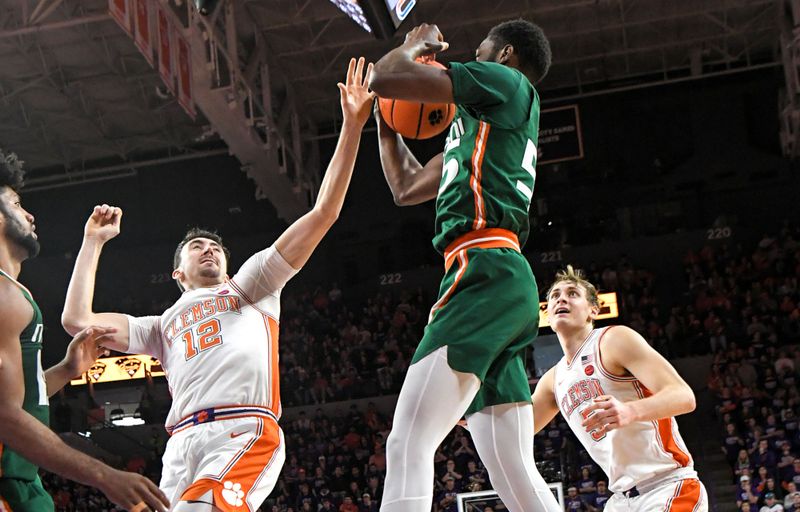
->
<box><xmin>0</xmin><ymin>269</ymin><xmax>49</xmax><ymax>482</ymax></box>
<box><xmin>433</xmin><ymin>61</ymin><xmax>540</xmax><ymax>253</ymax></box>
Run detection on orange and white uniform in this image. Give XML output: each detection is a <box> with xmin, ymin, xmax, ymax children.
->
<box><xmin>127</xmin><ymin>245</ymin><xmax>297</xmax><ymax>511</ymax></box>
<box><xmin>553</xmin><ymin>327</ymin><xmax>707</xmax><ymax>512</ymax></box>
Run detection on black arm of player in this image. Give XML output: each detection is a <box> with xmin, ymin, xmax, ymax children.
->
<box><xmin>374</xmin><ymin>105</ymin><xmax>442</xmax><ymax>206</ymax></box>
<box><xmin>370</xmin><ymin>23</ymin><xmax>454</xmax><ymax>103</ymax></box>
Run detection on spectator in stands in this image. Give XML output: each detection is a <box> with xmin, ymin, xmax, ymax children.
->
<box><xmin>787</xmin><ymin>492</ymin><xmax>800</xmax><ymax>512</ymax></box>
<box><xmin>725</xmin><ymin>426</ymin><xmax>749</xmax><ymax>465</ymax></box>
<box><xmin>452</xmin><ymin>432</ymin><xmax>477</xmax><ymax>467</ymax></box>
<box><xmin>465</xmin><ymin>460</ymin><xmax>487</xmax><ymax>492</ymax></box>
<box><xmin>763</xmin><ymin>479</ymin><xmax>785</xmax><ymax>503</ymax></box>
<box><xmin>339</xmin><ymin>495</ymin><xmax>359</xmax><ymax>512</ymax></box>
<box><xmin>755</xmin><ymin>466</ymin><xmax>773</xmax><ymax>493</ymax></box>
<box><xmin>364</xmin><ymin>475</ymin><xmax>381</xmax><ymax>504</ymax></box>
<box><xmin>784</xmin><ymin>460</ymin><xmax>800</xmax><ymax>490</ymax></box>
<box><xmin>440</xmin><ymin>459</ymin><xmax>463</xmax><ymax>487</ymax></box>
<box><xmin>360</xmin><ymin>492</ymin><xmax>378</xmax><ymax>512</ymax></box>
<box><xmin>735</xmin><ymin>449</ymin><xmax>755</xmax><ymax>480</ymax></box>
<box><xmin>761</xmin><ymin>492</ymin><xmax>785</xmax><ymax>512</ymax></box>
<box><xmin>576</xmin><ymin>467</ymin><xmax>596</xmax><ymax>496</ymax></box>
<box><xmin>435</xmin><ymin>478</ymin><xmax>459</xmax><ymax>512</ymax></box>
<box><xmin>784</xmin><ymin>483</ymin><xmax>800</xmax><ymax>509</ymax></box>
<box><xmin>565</xmin><ymin>486</ymin><xmax>588</xmax><ymax>512</ymax></box>
<box><xmin>754</xmin><ymin>440</ymin><xmax>779</xmax><ymax>471</ymax></box>
<box><xmin>739</xmin><ymin>474</ymin><xmax>761</xmax><ymax>509</ymax></box>
<box><xmin>588</xmin><ymin>480</ymin><xmax>611</xmax><ymax>512</ymax></box>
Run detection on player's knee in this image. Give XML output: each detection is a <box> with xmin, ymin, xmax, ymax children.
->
<box><xmin>385</xmin><ymin>428</ymin><xmax>429</xmax><ymax>464</ymax></box>
<box><xmin>385</xmin><ymin>429</ymin><xmax>407</xmax><ymax>459</ymax></box>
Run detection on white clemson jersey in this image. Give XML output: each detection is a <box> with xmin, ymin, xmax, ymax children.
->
<box><xmin>552</xmin><ymin>326</ymin><xmax>695</xmax><ymax>493</ymax></box>
<box><xmin>126</xmin><ymin>245</ymin><xmax>298</xmax><ymax>431</ymax></box>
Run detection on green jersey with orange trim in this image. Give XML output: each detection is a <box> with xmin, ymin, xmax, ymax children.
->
<box><xmin>434</xmin><ymin>61</ymin><xmax>539</xmax><ymax>254</ymax></box>
<box><xmin>0</xmin><ymin>269</ymin><xmax>49</xmax><ymax>482</ymax></box>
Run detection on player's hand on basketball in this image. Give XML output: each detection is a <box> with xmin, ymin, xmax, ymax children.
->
<box><xmin>62</xmin><ymin>326</ymin><xmax>115</xmax><ymax>376</ymax></box>
<box><xmin>338</xmin><ymin>57</ymin><xmax>376</xmax><ymax>128</ymax></box>
<box><xmin>403</xmin><ymin>23</ymin><xmax>448</xmax><ymax>57</ymax></box>
<box><xmin>580</xmin><ymin>395</ymin><xmax>637</xmax><ymax>435</ymax></box>
<box><xmin>85</xmin><ymin>204</ymin><xmax>123</xmax><ymax>243</ymax></box>
<box><xmin>98</xmin><ymin>469</ymin><xmax>170</xmax><ymax>512</ymax></box>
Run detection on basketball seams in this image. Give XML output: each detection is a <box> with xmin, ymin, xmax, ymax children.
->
<box><xmin>414</xmin><ymin>101</ymin><xmax>425</xmax><ymax>139</ymax></box>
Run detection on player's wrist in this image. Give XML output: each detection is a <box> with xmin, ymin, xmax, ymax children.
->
<box><xmin>340</xmin><ymin>118</ymin><xmax>365</xmax><ymax>132</ymax></box>
<box><xmin>626</xmin><ymin>400</ymin><xmax>644</xmax><ymax>423</ymax></box>
<box><xmin>83</xmin><ymin>462</ymin><xmax>114</xmax><ymax>489</ymax></box>
<box><xmin>47</xmin><ymin>359</ymin><xmax>72</xmax><ymax>381</ymax></box>
<box><xmin>395</xmin><ymin>41</ymin><xmax>425</xmax><ymax>62</ymax></box>
<box><xmin>82</xmin><ymin>234</ymin><xmax>110</xmax><ymax>249</ymax></box>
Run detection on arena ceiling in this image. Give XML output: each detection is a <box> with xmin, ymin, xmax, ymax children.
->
<box><xmin>0</xmin><ymin>0</ymin><xmax>781</xmax><ymax>181</ymax></box>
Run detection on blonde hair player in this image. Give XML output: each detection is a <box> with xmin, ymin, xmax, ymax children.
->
<box><xmin>531</xmin><ymin>266</ymin><xmax>708</xmax><ymax>512</ymax></box>
<box><xmin>61</xmin><ymin>58</ymin><xmax>375</xmax><ymax>512</ymax></box>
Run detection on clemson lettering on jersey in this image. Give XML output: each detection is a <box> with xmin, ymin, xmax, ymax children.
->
<box><xmin>125</xmin><ymin>245</ymin><xmax>299</xmax><ymax>431</ymax></box>
<box><xmin>163</xmin><ymin>295</ymin><xmax>242</xmax><ymax>341</ymax></box>
<box><xmin>560</xmin><ymin>378</ymin><xmax>605</xmax><ymax>418</ymax></box>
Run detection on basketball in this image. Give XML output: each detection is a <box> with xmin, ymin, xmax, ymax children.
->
<box><xmin>378</xmin><ymin>60</ymin><xmax>455</xmax><ymax>140</ymax></box>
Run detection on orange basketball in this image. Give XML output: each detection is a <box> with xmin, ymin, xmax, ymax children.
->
<box><xmin>378</xmin><ymin>60</ymin><xmax>455</xmax><ymax>140</ymax></box>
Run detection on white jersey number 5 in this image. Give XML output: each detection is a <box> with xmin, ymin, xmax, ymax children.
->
<box><xmin>516</xmin><ymin>139</ymin><xmax>537</xmax><ymax>205</ymax></box>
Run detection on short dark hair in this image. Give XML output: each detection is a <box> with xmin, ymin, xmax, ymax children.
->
<box><xmin>488</xmin><ymin>19</ymin><xmax>552</xmax><ymax>84</ymax></box>
<box><xmin>173</xmin><ymin>227</ymin><xmax>231</xmax><ymax>270</ymax></box>
<box><xmin>0</xmin><ymin>150</ymin><xmax>26</xmax><ymax>192</ymax></box>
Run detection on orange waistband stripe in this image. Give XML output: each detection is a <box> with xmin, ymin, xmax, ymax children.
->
<box><xmin>444</xmin><ymin>228</ymin><xmax>520</xmax><ymax>271</ymax></box>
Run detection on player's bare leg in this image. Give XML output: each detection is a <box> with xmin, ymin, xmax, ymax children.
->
<box><xmin>467</xmin><ymin>403</ymin><xmax>562</xmax><ymax>512</ymax></box>
<box><xmin>380</xmin><ymin>346</ymin><xmax>481</xmax><ymax>512</ymax></box>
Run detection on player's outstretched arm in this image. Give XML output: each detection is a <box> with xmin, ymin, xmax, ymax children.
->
<box><xmin>370</xmin><ymin>23</ymin><xmax>454</xmax><ymax>103</ymax></box>
<box><xmin>274</xmin><ymin>57</ymin><xmax>374</xmax><ymax>269</ymax></box>
<box><xmin>0</xmin><ymin>285</ymin><xmax>170</xmax><ymax>512</ymax></box>
<box><xmin>44</xmin><ymin>326</ymin><xmax>114</xmax><ymax>396</ymax></box>
<box><xmin>374</xmin><ymin>104</ymin><xmax>442</xmax><ymax>205</ymax></box>
<box><xmin>581</xmin><ymin>326</ymin><xmax>696</xmax><ymax>436</ymax></box>
<box><xmin>62</xmin><ymin>205</ymin><xmax>131</xmax><ymax>352</ymax></box>
<box><xmin>531</xmin><ymin>367</ymin><xmax>561</xmax><ymax>435</ymax></box>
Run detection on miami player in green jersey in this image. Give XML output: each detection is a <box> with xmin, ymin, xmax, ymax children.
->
<box><xmin>369</xmin><ymin>21</ymin><xmax>560</xmax><ymax>512</ymax></box>
<box><xmin>0</xmin><ymin>152</ymin><xmax>170</xmax><ymax>511</ymax></box>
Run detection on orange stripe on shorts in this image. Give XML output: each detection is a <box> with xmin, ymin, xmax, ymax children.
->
<box><xmin>428</xmin><ymin>251</ymin><xmax>470</xmax><ymax>323</ymax></box>
<box><xmin>180</xmin><ymin>418</ymin><xmax>282</xmax><ymax>511</ymax></box>
<box><xmin>665</xmin><ymin>479</ymin><xmax>702</xmax><ymax>512</ymax></box>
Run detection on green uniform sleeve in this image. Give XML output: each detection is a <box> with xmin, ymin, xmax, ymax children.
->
<box><xmin>448</xmin><ymin>61</ymin><xmax>534</xmax><ymax>129</ymax></box>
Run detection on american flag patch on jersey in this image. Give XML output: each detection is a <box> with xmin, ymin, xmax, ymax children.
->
<box><xmin>581</xmin><ymin>354</ymin><xmax>594</xmax><ymax>365</ymax></box>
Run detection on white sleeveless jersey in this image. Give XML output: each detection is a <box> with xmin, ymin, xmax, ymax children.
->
<box><xmin>552</xmin><ymin>327</ymin><xmax>694</xmax><ymax>493</ymax></box>
<box><xmin>127</xmin><ymin>246</ymin><xmax>298</xmax><ymax>431</ymax></box>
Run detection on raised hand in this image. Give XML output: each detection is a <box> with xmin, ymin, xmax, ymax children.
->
<box><xmin>403</xmin><ymin>23</ymin><xmax>449</xmax><ymax>57</ymax></box>
<box><xmin>338</xmin><ymin>57</ymin><xmax>376</xmax><ymax>128</ymax></box>
<box><xmin>84</xmin><ymin>204</ymin><xmax>122</xmax><ymax>243</ymax></box>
